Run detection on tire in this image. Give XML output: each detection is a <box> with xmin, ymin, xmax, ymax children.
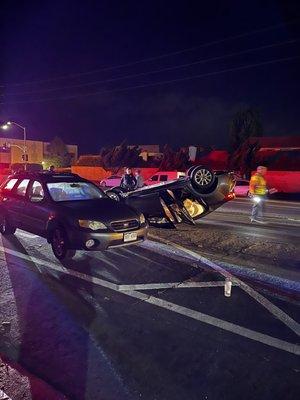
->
<box><xmin>51</xmin><ymin>227</ymin><xmax>76</xmax><ymax>260</ymax></box>
<box><xmin>0</xmin><ymin>213</ymin><xmax>16</xmax><ymax>235</ymax></box>
<box><xmin>106</xmin><ymin>190</ymin><xmax>121</xmax><ymax>201</ymax></box>
<box><xmin>190</xmin><ymin>166</ymin><xmax>216</xmax><ymax>192</ymax></box>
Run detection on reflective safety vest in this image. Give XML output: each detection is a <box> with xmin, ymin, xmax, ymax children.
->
<box><xmin>249</xmin><ymin>173</ymin><xmax>267</xmax><ymax>195</ymax></box>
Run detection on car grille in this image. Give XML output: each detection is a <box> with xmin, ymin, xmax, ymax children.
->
<box><xmin>111</xmin><ymin>219</ymin><xmax>139</xmax><ymax>232</ymax></box>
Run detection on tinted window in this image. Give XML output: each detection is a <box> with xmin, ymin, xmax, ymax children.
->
<box><xmin>236</xmin><ymin>181</ymin><xmax>249</xmax><ymax>186</ymax></box>
<box><xmin>3</xmin><ymin>178</ymin><xmax>18</xmax><ymax>191</ymax></box>
<box><xmin>47</xmin><ymin>182</ymin><xmax>105</xmax><ymax>202</ymax></box>
<box><xmin>151</xmin><ymin>175</ymin><xmax>159</xmax><ymax>181</ymax></box>
<box><xmin>16</xmin><ymin>179</ymin><xmax>30</xmax><ymax>197</ymax></box>
<box><xmin>159</xmin><ymin>175</ymin><xmax>168</xmax><ymax>182</ymax></box>
<box><xmin>29</xmin><ymin>181</ymin><xmax>45</xmax><ymax>202</ymax></box>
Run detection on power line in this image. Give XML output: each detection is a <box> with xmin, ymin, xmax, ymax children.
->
<box><xmin>3</xmin><ymin>38</ymin><xmax>298</xmax><ymax>97</ymax></box>
<box><xmin>1</xmin><ymin>55</ymin><xmax>299</xmax><ymax>105</ymax></box>
<box><xmin>1</xmin><ymin>18</ymin><xmax>300</xmax><ymax>88</ymax></box>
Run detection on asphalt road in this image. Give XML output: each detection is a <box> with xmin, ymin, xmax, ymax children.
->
<box><xmin>202</xmin><ymin>197</ymin><xmax>300</xmax><ymax>243</ymax></box>
<box><xmin>0</xmin><ymin>225</ymin><xmax>299</xmax><ymax>400</ymax></box>
<box><xmin>216</xmin><ymin>197</ymin><xmax>299</xmax><ymax>221</ymax></box>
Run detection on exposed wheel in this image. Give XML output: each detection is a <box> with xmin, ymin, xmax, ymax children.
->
<box><xmin>51</xmin><ymin>227</ymin><xmax>75</xmax><ymax>260</ymax></box>
<box><xmin>106</xmin><ymin>190</ymin><xmax>121</xmax><ymax>201</ymax></box>
<box><xmin>190</xmin><ymin>166</ymin><xmax>216</xmax><ymax>193</ymax></box>
<box><xmin>0</xmin><ymin>213</ymin><xmax>16</xmax><ymax>235</ymax></box>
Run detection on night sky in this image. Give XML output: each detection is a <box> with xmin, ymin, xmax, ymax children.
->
<box><xmin>1</xmin><ymin>0</ymin><xmax>300</xmax><ymax>154</ymax></box>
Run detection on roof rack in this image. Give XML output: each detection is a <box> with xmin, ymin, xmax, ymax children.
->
<box><xmin>11</xmin><ymin>171</ymin><xmax>80</xmax><ymax>178</ymax></box>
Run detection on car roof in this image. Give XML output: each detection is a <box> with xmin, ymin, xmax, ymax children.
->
<box><xmin>7</xmin><ymin>171</ymin><xmax>87</xmax><ymax>183</ymax></box>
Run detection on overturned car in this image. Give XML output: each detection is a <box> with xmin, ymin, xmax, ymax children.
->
<box><xmin>105</xmin><ymin>166</ymin><xmax>235</xmax><ymax>227</ymax></box>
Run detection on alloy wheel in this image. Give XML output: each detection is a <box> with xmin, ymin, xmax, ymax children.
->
<box><xmin>194</xmin><ymin>169</ymin><xmax>213</xmax><ymax>186</ymax></box>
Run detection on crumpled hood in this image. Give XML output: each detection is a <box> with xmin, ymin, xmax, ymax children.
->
<box><xmin>58</xmin><ymin>198</ymin><xmax>139</xmax><ymax>223</ymax></box>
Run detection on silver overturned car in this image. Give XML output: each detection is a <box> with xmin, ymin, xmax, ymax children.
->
<box><xmin>105</xmin><ymin>166</ymin><xmax>236</xmax><ymax>227</ymax></box>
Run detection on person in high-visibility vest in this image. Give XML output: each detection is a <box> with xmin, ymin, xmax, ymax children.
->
<box><xmin>249</xmin><ymin>166</ymin><xmax>277</xmax><ymax>223</ymax></box>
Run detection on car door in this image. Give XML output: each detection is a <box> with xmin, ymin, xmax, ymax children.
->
<box><xmin>22</xmin><ymin>180</ymin><xmax>50</xmax><ymax>236</ymax></box>
<box><xmin>0</xmin><ymin>178</ymin><xmax>19</xmax><ymax>226</ymax></box>
<box><xmin>10</xmin><ymin>178</ymin><xmax>31</xmax><ymax>230</ymax></box>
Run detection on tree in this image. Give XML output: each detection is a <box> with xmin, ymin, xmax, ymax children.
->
<box><xmin>159</xmin><ymin>145</ymin><xmax>191</xmax><ymax>171</ymax></box>
<box><xmin>44</xmin><ymin>136</ymin><xmax>72</xmax><ymax>168</ymax></box>
<box><xmin>229</xmin><ymin>108</ymin><xmax>263</xmax><ymax>152</ymax></box>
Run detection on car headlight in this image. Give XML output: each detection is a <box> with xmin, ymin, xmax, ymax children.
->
<box><xmin>139</xmin><ymin>214</ymin><xmax>146</xmax><ymax>224</ymax></box>
<box><xmin>78</xmin><ymin>220</ymin><xmax>107</xmax><ymax>230</ymax></box>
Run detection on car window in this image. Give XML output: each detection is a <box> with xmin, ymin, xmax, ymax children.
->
<box><xmin>16</xmin><ymin>179</ymin><xmax>30</xmax><ymax>197</ymax></box>
<box><xmin>236</xmin><ymin>180</ymin><xmax>249</xmax><ymax>186</ymax></box>
<box><xmin>47</xmin><ymin>181</ymin><xmax>105</xmax><ymax>202</ymax></box>
<box><xmin>3</xmin><ymin>178</ymin><xmax>18</xmax><ymax>191</ymax></box>
<box><xmin>29</xmin><ymin>181</ymin><xmax>45</xmax><ymax>202</ymax></box>
<box><xmin>159</xmin><ymin>175</ymin><xmax>168</xmax><ymax>182</ymax></box>
<box><xmin>151</xmin><ymin>175</ymin><xmax>159</xmax><ymax>181</ymax></box>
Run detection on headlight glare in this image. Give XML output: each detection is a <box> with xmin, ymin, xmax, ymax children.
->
<box><xmin>139</xmin><ymin>213</ymin><xmax>146</xmax><ymax>224</ymax></box>
<box><xmin>79</xmin><ymin>220</ymin><xmax>107</xmax><ymax>230</ymax></box>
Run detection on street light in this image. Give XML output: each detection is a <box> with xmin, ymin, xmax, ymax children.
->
<box><xmin>1</xmin><ymin>120</ymin><xmax>27</xmax><ymax>169</ymax></box>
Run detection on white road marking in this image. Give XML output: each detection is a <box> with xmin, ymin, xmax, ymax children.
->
<box><xmin>123</xmin><ymin>289</ymin><xmax>300</xmax><ymax>356</ymax></box>
<box><xmin>148</xmin><ymin>234</ymin><xmax>300</xmax><ymax>337</ymax></box>
<box><xmin>118</xmin><ymin>281</ymin><xmax>236</xmax><ymax>291</ymax></box>
<box><xmin>0</xmin><ymin>243</ymin><xmax>299</xmax><ymax>355</ymax></box>
<box><xmin>16</xmin><ymin>230</ymin><xmax>39</xmax><ymax>239</ymax></box>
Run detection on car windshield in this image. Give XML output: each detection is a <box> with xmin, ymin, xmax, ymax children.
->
<box><xmin>47</xmin><ymin>181</ymin><xmax>105</xmax><ymax>202</ymax></box>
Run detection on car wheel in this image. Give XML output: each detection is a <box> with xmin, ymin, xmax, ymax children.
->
<box><xmin>51</xmin><ymin>227</ymin><xmax>76</xmax><ymax>260</ymax></box>
<box><xmin>190</xmin><ymin>166</ymin><xmax>216</xmax><ymax>192</ymax></box>
<box><xmin>0</xmin><ymin>213</ymin><xmax>16</xmax><ymax>235</ymax></box>
<box><xmin>106</xmin><ymin>190</ymin><xmax>121</xmax><ymax>201</ymax></box>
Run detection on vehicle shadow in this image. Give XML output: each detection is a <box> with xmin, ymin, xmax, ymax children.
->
<box><xmin>0</xmin><ymin>234</ymin><xmax>131</xmax><ymax>400</ymax></box>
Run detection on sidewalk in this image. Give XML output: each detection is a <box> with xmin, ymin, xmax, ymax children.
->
<box><xmin>0</xmin><ymin>353</ymin><xmax>67</xmax><ymax>400</ymax></box>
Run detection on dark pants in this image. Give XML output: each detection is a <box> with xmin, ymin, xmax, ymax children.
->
<box><xmin>251</xmin><ymin>195</ymin><xmax>266</xmax><ymax>220</ymax></box>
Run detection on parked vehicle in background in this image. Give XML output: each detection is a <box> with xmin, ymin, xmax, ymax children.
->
<box><xmin>234</xmin><ymin>179</ymin><xmax>250</xmax><ymax>197</ymax></box>
<box><xmin>100</xmin><ymin>175</ymin><xmax>122</xmax><ymax>187</ymax></box>
<box><xmin>0</xmin><ymin>172</ymin><xmax>148</xmax><ymax>260</ymax></box>
<box><xmin>144</xmin><ymin>171</ymin><xmax>185</xmax><ymax>186</ymax></box>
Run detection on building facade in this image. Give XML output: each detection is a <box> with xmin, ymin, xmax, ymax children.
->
<box><xmin>0</xmin><ymin>137</ymin><xmax>78</xmax><ymax>167</ymax></box>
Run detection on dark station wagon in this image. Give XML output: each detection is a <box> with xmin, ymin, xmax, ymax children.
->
<box><xmin>0</xmin><ymin>172</ymin><xmax>148</xmax><ymax>260</ymax></box>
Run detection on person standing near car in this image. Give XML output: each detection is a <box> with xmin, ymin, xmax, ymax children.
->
<box><xmin>249</xmin><ymin>166</ymin><xmax>277</xmax><ymax>223</ymax></box>
<box><xmin>120</xmin><ymin>167</ymin><xmax>137</xmax><ymax>191</ymax></box>
<box><xmin>135</xmin><ymin>169</ymin><xmax>144</xmax><ymax>188</ymax></box>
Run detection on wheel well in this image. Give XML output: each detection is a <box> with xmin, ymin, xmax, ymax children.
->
<box><xmin>46</xmin><ymin>220</ymin><xmax>66</xmax><ymax>243</ymax></box>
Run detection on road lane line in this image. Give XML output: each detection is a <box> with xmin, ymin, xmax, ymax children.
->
<box><xmin>16</xmin><ymin>231</ymin><xmax>39</xmax><ymax>239</ymax></box>
<box><xmin>123</xmin><ymin>289</ymin><xmax>300</xmax><ymax>356</ymax></box>
<box><xmin>148</xmin><ymin>234</ymin><xmax>300</xmax><ymax>337</ymax></box>
<box><xmin>0</xmin><ymin>244</ymin><xmax>299</xmax><ymax>355</ymax></box>
<box><xmin>118</xmin><ymin>281</ymin><xmax>234</xmax><ymax>291</ymax></box>
<box><xmin>0</xmin><ymin>389</ymin><xmax>12</xmax><ymax>400</ymax></box>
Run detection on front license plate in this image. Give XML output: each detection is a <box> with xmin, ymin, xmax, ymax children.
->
<box><xmin>124</xmin><ymin>232</ymin><xmax>138</xmax><ymax>242</ymax></box>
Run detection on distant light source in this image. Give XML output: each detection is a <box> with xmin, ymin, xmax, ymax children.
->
<box><xmin>1</xmin><ymin>124</ymin><xmax>9</xmax><ymax>130</ymax></box>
